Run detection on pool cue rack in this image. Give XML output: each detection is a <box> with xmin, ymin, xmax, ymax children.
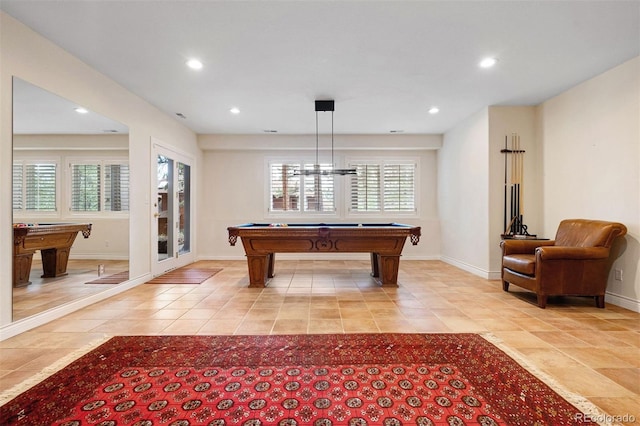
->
<box><xmin>501</xmin><ymin>133</ymin><xmax>536</xmax><ymax>239</ymax></box>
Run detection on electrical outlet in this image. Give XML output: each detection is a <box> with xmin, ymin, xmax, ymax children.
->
<box><xmin>614</xmin><ymin>269</ymin><xmax>623</xmax><ymax>281</ymax></box>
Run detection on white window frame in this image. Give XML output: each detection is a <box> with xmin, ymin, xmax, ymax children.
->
<box><xmin>266</xmin><ymin>158</ymin><xmax>339</xmax><ymax>218</ymax></box>
<box><xmin>12</xmin><ymin>158</ymin><xmax>60</xmax><ymax>218</ymax></box>
<box><xmin>67</xmin><ymin>157</ymin><xmax>130</xmax><ymax>217</ymax></box>
<box><xmin>346</xmin><ymin>157</ymin><xmax>419</xmax><ymax>217</ymax></box>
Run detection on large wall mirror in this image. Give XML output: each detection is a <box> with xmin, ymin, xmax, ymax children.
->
<box><xmin>12</xmin><ymin>77</ymin><xmax>130</xmax><ymax>322</ymax></box>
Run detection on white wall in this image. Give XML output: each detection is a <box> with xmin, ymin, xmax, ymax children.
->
<box><xmin>1</xmin><ymin>12</ymin><xmax>201</xmax><ymax>337</ymax></box>
<box><xmin>438</xmin><ymin>108</ymin><xmax>491</xmax><ymax>276</ymax></box>
<box><xmin>197</xmin><ymin>134</ymin><xmax>442</xmax><ymax>261</ymax></box>
<box><xmin>539</xmin><ymin>56</ymin><xmax>640</xmax><ymax>311</ymax></box>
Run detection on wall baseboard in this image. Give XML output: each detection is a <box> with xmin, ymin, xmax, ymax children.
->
<box><xmin>0</xmin><ymin>273</ymin><xmax>150</xmax><ymax>341</ymax></box>
<box><xmin>605</xmin><ymin>291</ymin><xmax>640</xmax><ymax>313</ymax></box>
<box><xmin>71</xmin><ymin>254</ymin><xmax>130</xmax><ymax>260</ymax></box>
<box><xmin>439</xmin><ymin>256</ymin><xmax>499</xmax><ymax>280</ymax></box>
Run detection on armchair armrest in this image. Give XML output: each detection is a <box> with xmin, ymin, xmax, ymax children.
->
<box><xmin>501</xmin><ymin>239</ymin><xmax>555</xmax><ymax>255</ymax></box>
<box><xmin>536</xmin><ymin>246</ymin><xmax>609</xmax><ymax>261</ymax></box>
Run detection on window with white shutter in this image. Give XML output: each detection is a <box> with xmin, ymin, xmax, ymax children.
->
<box><xmin>270</xmin><ymin>163</ymin><xmax>301</xmax><ymax>212</ymax></box>
<box><xmin>104</xmin><ymin>163</ymin><xmax>130</xmax><ymax>212</ymax></box>
<box><xmin>12</xmin><ymin>163</ymin><xmax>23</xmax><ymax>210</ymax></box>
<box><xmin>349</xmin><ymin>164</ymin><xmax>381</xmax><ymax>212</ymax></box>
<box><xmin>269</xmin><ymin>161</ymin><xmax>335</xmax><ymax>214</ymax></box>
<box><xmin>14</xmin><ymin>162</ymin><xmax>58</xmax><ymax>212</ymax></box>
<box><xmin>71</xmin><ymin>164</ymin><xmax>101</xmax><ymax>211</ymax></box>
<box><xmin>383</xmin><ymin>163</ymin><xmax>415</xmax><ymax>212</ymax></box>
<box><xmin>348</xmin><ymin>159</ymin><xmax>417</xmax><ymax>214</ymax></box>
<box><xmin>303</xmin><ymin>163</ymin><xmax>335</xmax><ymax>212</ymax></box>
<box><xmin>69</xmin><ymin>160</ymin><xmax>129</xmax><ymax>213</ymax></box>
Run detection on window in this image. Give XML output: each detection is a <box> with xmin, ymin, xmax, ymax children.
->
<box><xmin>13</xmin><ymin>161</ymin><xmax>57</xmax><ymax>212</ymax></box>
<box><xmin>269</xmin><ymin>162</ymin><xmax>335</xmax><ymax>213</ymax></box>
<box><xmin>383</xmin><ymin>163</ymin><xmax>416</xmax><ymax>212</ymax></box>
<box><xmin>350</xmin><ymin>164</ymin><xmax>381</xmax><ymax>212</ymax></box>
<box><xmin>71</xmin><ymin>164</ymin><xmax>100</xmax><ymax>211</ymax></box>
<box><xmin>12</xmin><ymin>163</ymin><xmax>23</xmax><ymax>210</ymax></box>
<box><xmin>104</xmin><ymin>163</ymin><xmax>130</xmax><ymax>211</ymax></box>
<box><xmin>349</xmin><ymin>160</ymin><xmax>417</xmax><ymax>213</ymax></box>
<box><xmin>70</xmin><ymin>160</ymin><xmax>129</xmax><ymax>213</ymax></box>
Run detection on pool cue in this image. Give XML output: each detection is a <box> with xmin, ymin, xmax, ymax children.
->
<box><xmin>503</xmin><ymin>135</ymin><xmax>508</xmax><ymax>233</ymax></box>
<box><xmin>517</xmin><ymin>134</ymin><xmax>524</xmax><ymax>224</ymax></box>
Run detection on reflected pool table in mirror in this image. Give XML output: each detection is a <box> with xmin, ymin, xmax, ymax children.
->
<box><xmin>13</xmin><ymin>223</ymin><xmax>92</xmax><ymax>287</ymax></box>
<box><xmin>227</xmin><ymin>223</ymin><xmax>420</xmax><ymax>287</ymax></box>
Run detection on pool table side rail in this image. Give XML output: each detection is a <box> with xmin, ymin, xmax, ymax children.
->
<box><xmin>228</xmin><ymin>224</ymin><xmax>421</xmax><ymax>247</ymax></box>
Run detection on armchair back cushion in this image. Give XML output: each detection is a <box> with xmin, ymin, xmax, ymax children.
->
<box><xmin>555</xmin><ymin>220</ymin><xmax>625</xmax><ymax>248</ymax></box>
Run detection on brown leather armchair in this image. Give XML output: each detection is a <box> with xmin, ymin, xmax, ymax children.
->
<box><xmin>500</xmin><ymin>219</ymin><xmax>627</xmax><ymax>308</ymax></box>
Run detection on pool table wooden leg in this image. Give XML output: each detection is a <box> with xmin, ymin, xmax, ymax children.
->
<box><xmin>370</xmin><ymin>253</ymin><xmax>380</xmax><ymax>278</ymax></box>
<box><xmin>246</xmin><ymin>255</ymin><xmax>270</xmax><ymax>288</ymax></box>
<box><xmin>266</xmin><ymin>253</ymin><xmax>275</xmax><ymax>278</ymax></box>
<box><xmin>13</xmin><ymin>251</ymin><xmax>34</xmax><ymax>287</ymax></box>
<box><xmin>40</xmin><ymin>247</ymin><xmax>71</xmax><ymax>278</ymax></box>
<box><xmin>379</xmin><ymin>255</ymin><xmax>401</xmax><ymax>287</ymax></box>
<box><xmin>371</xmin><ymin>254</ymin><xmax>400</xmax><ymax>287</ymax></box>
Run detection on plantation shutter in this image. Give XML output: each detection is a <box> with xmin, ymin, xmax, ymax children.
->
<box><xmin>303</xmin><ymin>163</ymin><xmax>335</xmax><ymax>212</ymax></box>
<box><xmin>104</xmin><ymin>163</ymin><xmax>130</xmax><ymax>211</ymax></box>
<box><xmin>270</xmin><ymin>163</ymin><xmax>301</xmax><ymax>211</ymax></box>
<box><xmin>71</xmin><ymin>164</ymin><xmax>101</xmax><ymax>211</ymax></box>
<box><xmin>25</xmin><ymin>163</ymin><xmax>57</xmax><ymax>211</ymax></box>
<box><xmin>12</xmin><ymin>163</ymin><xmax>23</xmax><ymax>210</ymax></box>
<box><xmin>383</xmin><ymin>163</ymin><xmax>415</xmax><ymax>212</ymax></box>
<box><xmin>349</xmin><ymin>164</ymin><xmax>381</xmax><ymax>212</ymax></box>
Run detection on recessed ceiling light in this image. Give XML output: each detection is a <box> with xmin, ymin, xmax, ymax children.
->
<box><xmin>390</xmin><ymin>130</ymin><xmax>404</xmax><ymax>133</ymax></box>
<box><xmin>428</xmin><ymin>107</ymin><xmax>440</xmax><ymax>114</ymax></box>
<box><xmin>479</xmin><ymin>57</ymin><xmax>498</xmax><ymax>68</ymax></box>
<box><xmin>186</xmin><ymin>59</ymin><xmax>203</xmax><ymax>70</ymax></box>
<box><xmin>230</xmin><ymin>107</ymin><xmax>240</xmax><ymax>114</ymax></box>
<box><xmin>74</xmin><ymin>107</ymin><xmax>88</xmax><ymax>114</ymax></box>
<box><xmin>175</xmin><ymin>112</ymin><xmax>187</xmax><ymax>119</ymax></box>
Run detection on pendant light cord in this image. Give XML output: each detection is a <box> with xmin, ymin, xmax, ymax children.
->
<box><xmin>331</xmin><ymin>110</ymin><xmax>334</xmax><ymax>168</ymax></box>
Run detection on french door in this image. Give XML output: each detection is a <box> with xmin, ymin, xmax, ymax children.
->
<box><xmin>152</xmin><ymin>142</ymin><xmax>194</xmax><ymax>276</ymax></box>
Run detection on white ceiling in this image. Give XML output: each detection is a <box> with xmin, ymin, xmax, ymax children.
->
<box><xmin>12</xmin><ymin>77</ymin><xmax>129</xmax><ymax>134</ymax></box>
<box><xmin>2</xmin><ymin>0</ymin><xmax>639</xmax><ymax>135</ymax></box>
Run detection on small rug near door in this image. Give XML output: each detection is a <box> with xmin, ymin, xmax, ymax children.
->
<box><xmin>0</xmin><ymin>334</ymin><xmax>605</xmax><ymax>425</ymax></box>
<box><xmin>85</xmin><ymin>271</ymin><xmax>129</xmax><ymax>284</ymax></box>
<box><xmin>146</xmin><ymin>267</ymin><xmax>221</xmax><ymax>284</ymax></box>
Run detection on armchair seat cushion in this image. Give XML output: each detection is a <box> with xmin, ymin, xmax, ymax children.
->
<box><xmin>502</xmin><ymin>254</ymin><xmax>535</xmax><ymax>275</ymax></box>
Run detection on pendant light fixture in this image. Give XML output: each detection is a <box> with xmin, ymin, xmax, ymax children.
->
<box><xmin>294</xmin><ymin>100</ymin><xmax>357</xmax><ymax>176</ymax></box>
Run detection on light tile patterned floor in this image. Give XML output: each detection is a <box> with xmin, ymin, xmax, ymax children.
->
<box><xmin>1</xmin><ymin>260</ymin><xmax>639</xmax><ymax>423</ymax></box>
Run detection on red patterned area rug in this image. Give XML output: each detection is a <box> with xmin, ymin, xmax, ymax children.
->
<box><xmin>0</xmin><ymin>334</ymin><xmax>602</xmax><ymax>425</ymax></box>
<box><xmin>146</xmin><ymin>268</ymin><xmax>221</xmax><ymax>284</ymax></box>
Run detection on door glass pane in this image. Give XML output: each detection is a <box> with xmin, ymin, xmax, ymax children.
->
<box><xmin>177</xmin><ymin>162</ymin><xmax>190</xmax><ymax>254</ymax></box>
<box><xmin>157</xmin><ymin>155</ymin><xmax>174</xmax><ymax>261</ymax></box>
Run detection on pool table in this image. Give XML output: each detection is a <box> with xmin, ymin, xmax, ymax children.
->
<box><xmin>13</xmin><ymin>223</ymin><xmax>92</xmax><ymax>287</ymax></box>
<box><xmin>227</xmin><ymin>223</ymin><xmax>420</xmax><ymax>287</ymax></box>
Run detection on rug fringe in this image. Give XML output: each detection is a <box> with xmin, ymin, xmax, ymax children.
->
<box><xmin>0</xmin><ymin>335</ymin><xmax>112</xmax><ymax>406</ymax></box>
<box><xmin>480</xmin><ymin>332</ymin><xmax>620</xmax><ymax>426</ymax></box>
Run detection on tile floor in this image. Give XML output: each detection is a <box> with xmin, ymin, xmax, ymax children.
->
<box><xmin>1</xmin><ymin>259</ymin><xmax>639</xmax><ymax>423</ymax></box>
